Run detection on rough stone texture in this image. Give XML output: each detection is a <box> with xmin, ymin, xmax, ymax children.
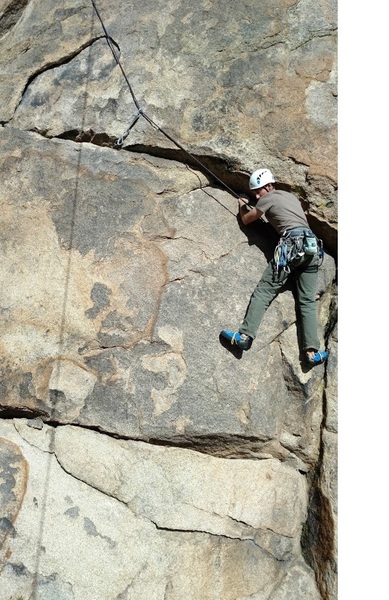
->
<box><xmin>0</xmin><ymin>1</ymin><xmax>337</xmax><ymax>599</ymax></box>
<box><xmin>0</xmin><ymin>420</ymin><xmax>321</xmax><ymax>600</ymax></box>
<box><xmin>0</xmin><ymin>127</ymin><xmax>335</xmax><ymax>468</ymax></box>
<box><xmin>0</xmin><ymin>435</ymin><xmax>28</xmax><ymax>567</ymax></box>
<box><xmin>1</xmin><ymin>0</ymin><xmax>337</xmax><ymax>249</ymax></box>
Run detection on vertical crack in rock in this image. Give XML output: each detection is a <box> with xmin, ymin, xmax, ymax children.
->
<box><xmin>302</xmin><ymin>465</ymin><xmax>335</xmax><ymax>600</ymax></box>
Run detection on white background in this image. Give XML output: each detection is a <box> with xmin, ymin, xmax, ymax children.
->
<box><xmin>339</xmin><ymin>1</ymin><xmax>388</xmax><ymax>596</ymax></box>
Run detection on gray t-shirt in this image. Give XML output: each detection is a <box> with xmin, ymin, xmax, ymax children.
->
<box><xmin>255</xmin><ymin>189</ymin><xmax>309</xmax><ymax>235</ymax></box>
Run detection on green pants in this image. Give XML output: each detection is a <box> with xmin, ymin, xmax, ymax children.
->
<box><xmin>239</xmin><ymin>253</ymin><xmax>321</xmax><ymax>351</ymax></box>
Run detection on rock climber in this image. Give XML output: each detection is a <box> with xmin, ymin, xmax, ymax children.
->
<box><xmin>221</xmin><ymin>168</ymin><xmax>328</xmax><ymax>365</ymax></box>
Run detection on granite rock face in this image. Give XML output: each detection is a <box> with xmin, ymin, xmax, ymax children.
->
<box><xmin>0</xmin><ymin>1</ymin><xmax>337</xmax><ymax>599</ymax></box>
<box><xmin>1</xmin><ymin>0</ymin><xmax>337</xmax><ymax>248</ymax></box>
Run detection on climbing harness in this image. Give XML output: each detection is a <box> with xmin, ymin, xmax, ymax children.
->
<box><xmin>90</xmin><ymin>0</ymin><xmax>241</xmax><ymax>206</ymax></box>
<box><xmin>273</xmin><ymin>228</ymin><xmax>324</xmax><ymax>277</ymax></box>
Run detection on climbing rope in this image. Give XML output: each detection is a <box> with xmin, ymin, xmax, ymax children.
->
<box><xmin>90</xmin><ymin>0</ymin><xmax>141</xmax><ymax>111</ymax></box>
<box><xmin>90</xmin><ymin>0</ymin><xmax>241</xmax><ymax>201</ymax></box>
<box><xmin>114</xmin><ymin>109</ymin><xmax>143</xmax><ymax>148</ymax></box>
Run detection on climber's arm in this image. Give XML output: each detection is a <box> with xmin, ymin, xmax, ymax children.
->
<box><xmin>238</xmin><ymin>197</ymin><xmax>263</xmax><ymax>225</ymax></box>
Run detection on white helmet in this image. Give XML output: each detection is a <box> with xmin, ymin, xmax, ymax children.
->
<box><xmin>249</xmin><ymin>168</ymin><xmax>275</xmax><ymax>190</ymax></box>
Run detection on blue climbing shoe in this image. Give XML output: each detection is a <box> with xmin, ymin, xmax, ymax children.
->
<box><xmin>221</xmin><ymin>330</ymin><xmax>250</xmax><ymax>350</ymax></box>
<box><xmin>306</xmin><ymin>350</ymin><xmax>328</xmax><ymax>365</ymax></box>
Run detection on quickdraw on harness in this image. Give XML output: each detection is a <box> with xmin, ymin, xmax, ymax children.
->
<box><xmin>273</xmin><ymin>228</ymin><xmax>324</xmax><ymax>277</ymax></box>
